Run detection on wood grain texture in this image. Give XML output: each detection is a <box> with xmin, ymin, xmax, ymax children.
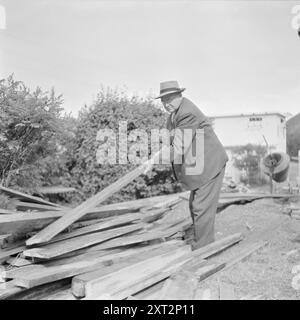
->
<box><xmin>81</xmin><ymin>220</ymin><xmax>190</xmax><ymax>251</ymax></box>
<box><xmin>158</xmin><ymin>270</ymin><xmax>199</xmax><ymax>300</ymax></box>
<box><xmin>25</xmin><ymin>152</ymin><xmax>163</xmax><ymax>246</ymax></box>
<box><xmin>82</xmin><ymin>246</ymin><xmax>192</xmax><ymax>299</ymax></box>
<box><xmin>9</xmin><ymin>242</ymin><xmax>184</xmax><ymax>289</ymax></box>
<box><xmin>23</xmin><ymin>224</ymin><xmax>142</xmax><ymax>260</ymax></box>
<box><xmin>81</xmin><ymin>233</ymin><xmax>243</xmax><ymax>299</ymax></box>
<box><xmin>0</xmin><ymin>185</ymin><xmax>62</xmax><ymax>208</ymax></box>
<box><xmin>72</xmin><ymin>241</ymin><xmax>186</xmax><ymax>298</ymax></box>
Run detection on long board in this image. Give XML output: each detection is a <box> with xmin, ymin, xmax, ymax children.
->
<box><xmin>0</xmin><ymin>185</ymin><xmax>62</xmax><ymax>208</ymax></box>
<box><xmin>25</xmin><ymin>150</ymin><xmax>169</xmax><ymax>245</ymax></box>
<box><xmin>23</xmin><ymin>224</ymin><xmax>142</xmax><ymax>260</ymax></box>
<box><xmin>8</xmin><ymin>242</ymin><xmax>184</xmax><ymax>288</ymax></box>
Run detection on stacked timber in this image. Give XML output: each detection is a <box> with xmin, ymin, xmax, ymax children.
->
<box><xmin>0</xmin><ymin>184</ymin><xmax>296</xmax><ymax>300</ymax></box>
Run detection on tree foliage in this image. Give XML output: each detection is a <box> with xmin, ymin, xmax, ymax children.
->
<box><xmin>61</xmin><ymin>87</ymin><xmax>182</xmax><ymax>204</ymax></box>
<box><xmin>0</xmin><ymin>75</ymin><xmax>67</xmax><ymax>191</ymax></box>
<box><xmin>0</xmin><ymin>77</ymin><xmax>182</xmax><ymax>205</ymax></box>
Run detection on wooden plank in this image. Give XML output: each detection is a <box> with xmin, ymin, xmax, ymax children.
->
<box><xmin>25</xmin><ymin>150</ymin><xmax>170</xmax><ymax>245</ymax></box>
<box><xmin>0</xmin><ymin>204</ymin><xmax>156</xmax><ymax>232</ymax></box>
<box><xmin>0</xmin><ymin>279</ymin><xmax>71</xmax><ymax>300</ymax></box>
<box><xmin>80</xmin><ymin>228</ymin><xmax>241</xmax><ymax>259</ymax></box>
<box><xmin>72</xmin><ymin>240</ymin><xmax>186</xmax><ymax>298</ymax></box>
<box><xmin>0</xmin><ymin>194</ymin><xmax>182</xmax><ymax>239</ymax></box>
<box><xmin>80</xmin><ymin>233</ymin><xmax>242</xmax><ymax>300</ymax></box>
<box><xmin>0</xmin><ymin>185</ymin><xmax>62</xmax><ymax>208</ymax></box>
<box><xmin>0</xmin><ymin>190</ymin><xmax>293</xmax><ymax>242</ymax></box>
<box><xmin>0</xmin><ymin>211</ymin><xmax>112</xmax><ymax>238</ymax></box>
<box><xmin>189</xmin><ymin>233</ymin><xmax>243</xmax><ymax>259</ymax></box>
<box><xmin>7</xmin><ymin>257</ymin><xmax>33</xmax><ymax>267</ymax></box>
<box><xmin>195</xmin><ymin>262</ymin><xmax>226</xmax><ymax>281</ymax></box>
<box><xmin>70</xmin><ymin>218</ymin><xmax>107</xmax><ymax>229</ymax></box>
<box><xmin>126</xmin><ymin>296</ymin><xmax>138</xmax><ymax>300</ymax></box>
<box><xmin>0</xmin><ymin>209</ymin><xmax>19</xmax><ymax>214</ymax></box>
<box><xmin>223</xmin><ymin>241</ymin><xmax>267</xmax><ymax>270</ymax></box>
<box><xmin>192</xmin><ymin>242</ymin><xmax>267</xmax><ymax>285</ymax></box>
<box><xmin>85</xmin><ymin>251</ymin><xmax>205</xmax><ymax>300</ymax></box>
<box><xmin>29</xmin><ymin>244</ymin><xmax>124</xmax><ymax>263</ymax></box>
<box><xmin>81</xmin><ymin>220</ymin><xmax>190</xmax><ymax>251</ymax></box>
<box><xmin>81</xmin><ymin>246</ymin><xmax>192</xmax><ymax>299</ymax></box>
<box><xmin>134</xmin><ymin>232</ymin><xmax>241</xmax><ymax>301</ymax></box>
<box><xmin>5</xmin><ymin>256</ymin><xmax>127</xmax><ymax>288</ymax></box>
<box><xmin>47</xmin><ymin>208</ymin><xmax>169</xmax><ymax>245</ymax></box>
<box><xmin>47</xmin><ymin>213</ymin><xmax>143</xmax><ymax>244</ymax></box>
<box><xmin>158</xmin><ymin>269</ymin><xmax>201</xmax><ymax>300</ymax></box>
<box><xmin>157</xmin><ymin>217</ymin><xmax>192</xmax><ymax>231</ymax></box>
<box><xmin>93</xmin><ymin>192</ymin><xmax>187</xmax><ymax>213</ymax></box>
<box><xmin>155</xmin><ymin>234</ymin><xmax>242</xmax><ymax>300</ymax></box>
<box><xmin>45</xmin><ymin>229</ymin><xmax>240</xmax><ymax>296</ymax></box>
<box><xmin>42</xmin><ymin>241</ymin><xmax>183</xmax><ymax>269</ymax></box>
<box><xmin>0</xmin><ymin>265</ymin><xmax>6</xmax><ymax>282</ymax></box>
<box><xmin>14</xmin><ymin>201</ymin><xmax>63</xmax><ymax>212</ymax></box>
<box><xmin>133</xmin><ymin>281</ymin><xmax>165</xmax><ymax>300</ymax></box>
<box><xmin>139</xmin><ymin>208</ymin><xmax>168</xmax><ymax>223</ymax></box>
<box><xmin>0</xmin><ymin>245</ymin><xmax>27</xmax><ymax>264</ymax></box>
<box><xmin>36</xmin><ymin>186</ymin><xmax>77</xmax><ymax>194</ymax></box>
<box><xmin>219</xmin><ymin>192</ymin><xmax>295</xmax><ymax>199</ymax></box>
<box><xmin>149</xmin><ymin>197</ymin><xmax>182</xmax><ymax>210</ymax></box>
<box><xmin>43</xmin><ymin>288</ymin><xmax>76</xmax><ymax>300</ymax></box>
<box><xmin>0</xmin><ymin>280</ymin><xmax>24</xmax><ymax>300</ymax></box>
<box><xmin>9</xmin><ymin>242</ymin><xmax>184</xmax><ymax>289</ymax></box>
<box><xmin>4</xmin><ymin>265</ymin><xmax>46</xmax><ymax>280</ymax></box>
<box><xmin>101</xmin><ymin>264</ymin><xmax>187</xmax><ymax>300</ymax></box>
<box><xmin>23</xmin><ymin>224</ymin><xmax>142</xmax><ymax>260</ymax></box>
<box><xmin>4</xmin><ymin>250</ymin><xmax>122</xmax><ymax>280</ymax></box>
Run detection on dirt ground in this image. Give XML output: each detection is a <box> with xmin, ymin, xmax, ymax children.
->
<box><xmin>197</xmin><ymin>198</ymin><xmax>300</xmax><ymax>300</ymax></box>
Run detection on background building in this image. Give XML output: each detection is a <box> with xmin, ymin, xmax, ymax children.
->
<box><xmin>210</xmin><ymin>113</ymin><xmax>287</xmax><ymax>152</ymax></box>
<box><xmin>209</xmin><ymin>113</ymin><xmax>287</xmax><ymax>183</ymax></box>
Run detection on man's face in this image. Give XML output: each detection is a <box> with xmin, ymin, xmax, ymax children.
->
<box><xmin>161</xmin><ymin>94</ymin><xmax>175</xmax><ymax>114</ymax></box>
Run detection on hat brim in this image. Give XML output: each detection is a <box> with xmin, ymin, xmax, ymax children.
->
<box><xmin>155</xmin><ymin>88</ymin><xmax>185</xmax><ymax>99</ymax></box>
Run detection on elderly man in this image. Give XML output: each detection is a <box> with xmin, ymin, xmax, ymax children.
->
<box><xmin>156</xmin><ymin>80</ymin><xmax>228</xmax><ymax>249</ymax></box>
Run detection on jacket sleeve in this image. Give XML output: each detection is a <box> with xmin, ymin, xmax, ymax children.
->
<box><xmin>171</xmin><ymin>113</ymin><xmax>198</xmax><ymax>164</ymax></box>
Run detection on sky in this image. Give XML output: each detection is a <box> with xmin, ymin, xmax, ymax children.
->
<box><xmin>0</xmin><ymin>0</ymin><xmax>300</xmax><ymax>117</ymax></box>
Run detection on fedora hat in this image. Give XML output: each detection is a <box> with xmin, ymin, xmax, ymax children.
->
<box><xmin>155</xmin><ymin>80</ymin><xmax>185</xmax><ymax>99</ymax></box>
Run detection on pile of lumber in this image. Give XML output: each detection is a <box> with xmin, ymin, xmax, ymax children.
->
<box><xmin>0</xmin><ymin>181</ymin><xmax>296</xmax><ymax>300</ymax></box>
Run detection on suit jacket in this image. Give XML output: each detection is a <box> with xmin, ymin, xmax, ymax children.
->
<box><xmin>166</xmin><ymin>97</ymin><xmax>228</xmax><ymax>190</ymax></box>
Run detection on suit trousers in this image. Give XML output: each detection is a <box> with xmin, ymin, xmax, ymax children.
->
<box><xmin>188</xmin><ymin>165</ymin><xmax>226</xmax><ymax>249</ymax></box>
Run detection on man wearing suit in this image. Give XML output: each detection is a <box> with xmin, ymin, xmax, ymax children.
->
<box><xmin>156</xmin><ymin>80</ymin><xmax>228</xmax><ymax>250</ymax></box>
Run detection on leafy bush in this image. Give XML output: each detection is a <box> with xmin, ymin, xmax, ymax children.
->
<box><xmin>0</xmin><ymin>75</ymin><xmax>68</xmax><ymax>192</ymax></box>
<box><xmin>0</xmin><ymin>76</ymin><xmax>182</xmax><ymax>205</ymax></box>
<box><xmin>60</xmin><ymin>87</ymin><xmax>182</xmax><ymax>204</ymax></box>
